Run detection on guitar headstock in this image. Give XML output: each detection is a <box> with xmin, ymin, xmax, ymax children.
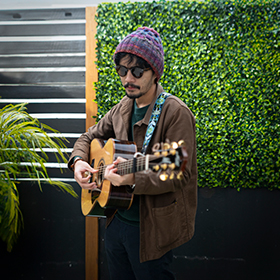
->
<box><xmin>149</xmin><ymin>141</ymin><xmax>188</xmax><ymax>181</ymax></box>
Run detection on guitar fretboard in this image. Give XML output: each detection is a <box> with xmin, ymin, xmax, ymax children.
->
<box><xmin>117</xmin><ymin>157</ymin><xmax>147</xmax><ymax>175</ymax></box>
<box><xmin>98</xmin><ymin>156</ymin><xmax>148</xmax><ymax>179</ymax></box>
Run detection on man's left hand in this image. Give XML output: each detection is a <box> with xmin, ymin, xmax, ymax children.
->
<box><xmin>104</xmin><ymin>157</ymin><xmax>135</xmax><ymax>186</ymax></box>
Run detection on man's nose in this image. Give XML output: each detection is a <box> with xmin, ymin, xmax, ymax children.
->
<box><xmin>125</xmin><ymin>69</ymin><xmax>135</xmax><ymax>83</ymax></box>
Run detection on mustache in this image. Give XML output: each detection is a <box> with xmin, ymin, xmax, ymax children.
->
<box><xmin>124</xmin><ymin>83</ymin><xmax>140</xmax><ymax>90</ymax></box>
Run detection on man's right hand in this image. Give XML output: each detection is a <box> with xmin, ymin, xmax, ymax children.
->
<box><xmin>74</xmin><ymin>160</ymin><xmax>98</xmax><ymax>190</ymax></box>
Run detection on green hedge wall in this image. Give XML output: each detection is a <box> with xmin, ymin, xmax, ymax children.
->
<box><xmin>94</xmin><ymin>0</ymin><xmax>280</xmax><ymax>190</ymax></box>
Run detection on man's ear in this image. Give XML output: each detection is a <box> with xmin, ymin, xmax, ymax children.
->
<box><xmin>154</xmin><ymin>73</ymin><xmax>158</xmax><ymax>84</ymax></box>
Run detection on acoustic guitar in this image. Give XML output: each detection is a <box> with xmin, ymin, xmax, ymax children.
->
<box><xmin>81</xmin><ymin>138</ymin><xmax>188</xmax><ymax>217</ymax></box>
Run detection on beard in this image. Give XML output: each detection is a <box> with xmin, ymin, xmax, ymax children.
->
<box><xmin>125</xmin><ymin>92</ymin><xmax>145</xmax><ymax>99</ymax></box>
<box><xmin>124</xmin><ymin>83</ymin><xmax>143</xmax><ymax>99</ymax></box>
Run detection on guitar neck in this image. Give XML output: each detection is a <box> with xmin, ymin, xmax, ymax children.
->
<box><xmin>116</xmin><ymin>156</ymin><xmax>147</xmax><ymax>176</ymax></box>
<box><xmin>96</xmin><ymin>156</ymin><xmax>150</xmax><ymax>183</ymax></box>
<box><xmin>95</xmin><ymin>143</ymin><xmax>186</xmax><ymax>181</ymax></box>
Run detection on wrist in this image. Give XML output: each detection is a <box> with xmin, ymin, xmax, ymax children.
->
<box><xmin>70</xmin><ymin>156</ymin><xmax>83</xmax><ymax>171</ymax></box>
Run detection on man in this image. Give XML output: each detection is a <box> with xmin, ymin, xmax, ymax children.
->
<box><xmin>68</xmin><ymin>27</ymin><xmax>197</xmax><ymax>280</ymax></box>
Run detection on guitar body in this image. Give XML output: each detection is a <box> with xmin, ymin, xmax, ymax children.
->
<box><xmin>81</xmin><ymin>138</ymin><xmax>136</xmax><ymax>217</ymax></box>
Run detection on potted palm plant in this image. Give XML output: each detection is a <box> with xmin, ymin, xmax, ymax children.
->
<box><xmin>0</xmin><ymin>103</ymin><xmax>77</xmax><ymax>252</ymax></box>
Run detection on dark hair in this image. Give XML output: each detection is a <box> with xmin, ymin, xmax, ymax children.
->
<box><xmin>114</xmin><ymin>52</ymin><xmax>153</xmax><ymax>71</ymax></box>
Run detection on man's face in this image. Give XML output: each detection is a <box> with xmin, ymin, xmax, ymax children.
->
<box><xmin>118</xmin><ymin>55</ymin><xmax>157</xmax><ymax>100</ymax></box>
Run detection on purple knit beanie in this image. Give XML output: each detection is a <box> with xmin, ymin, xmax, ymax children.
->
<box><xmin>114</xmin><ymin>27</ymin><xmax>164</xmax><ymax>81</ymax></box>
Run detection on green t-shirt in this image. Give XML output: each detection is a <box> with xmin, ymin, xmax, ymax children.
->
<box><xmin>116</xmin><ymin>101</ymin><xmax>149</xmax><ymax>226</ymax></box>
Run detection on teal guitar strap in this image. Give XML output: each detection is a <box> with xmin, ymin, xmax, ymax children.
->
<box><xmin>141</xmin><ymin>91</ymin><xmax>171</xmax><ymax>154</ymax></box>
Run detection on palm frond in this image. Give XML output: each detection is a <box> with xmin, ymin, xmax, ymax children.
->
<box><xmin>0</xmin><ymin>103</ymin><xmax>78</xmax><ymax>251</ymax></box>
<box><xmin>0</xmin><ymin>173</ymin><xmax>23</xmax><ymax>252</ymax></box>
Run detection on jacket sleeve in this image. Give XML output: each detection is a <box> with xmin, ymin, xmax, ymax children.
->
<box><xmin>67</xmin><ymin>108</ymin><xmax>115</xmax><ymax>170</ymax></box>
<box><xmin>133</xmin><ymin>102</ymin><xmax>197</xmax><ymax>195</ymax></box>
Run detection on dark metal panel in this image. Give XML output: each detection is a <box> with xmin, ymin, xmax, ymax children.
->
<box><xmin>14</xmin><ymin>169</ymin><xmax>74</xmax><ymax>180</ymax></box>
<box><xmin>0</xmin><ymin>102</ymin><xmax>85</xmax><ymax>114</ymax></box>
<box><xmin>37</xmin><ymin>137</ymin><xmax>80</xmax><ymax>150</ymax></box>
<box><xmin>42</xmin><ymin>153</ymin><xmax>72</xmax><ymax>164</ymax></box>
<box><xmin>0</xmin><ymin>85</ymin><xmax>85</xmax><ymax>98</ymax></box>
<box><xmin>29</xmin><ymin>103</ymin><xmax>85</xmax><ymax>114</ymax></box>
<box><xmin>0</xmin><ymin>41</ymin><xmax>85</xmax><ymax>54</ymax></box>
<box><xmin>0</xmin><ymin>71</ymin><xmax>85</xmax><ymax>84</ymax></box>
<box><xmin>63</xmin><ymin>138</ymin><xmax>81</xmax><ymax>149</ymax></box>
<box><xmin>0</xmin><ymin>23</ymin><xmax>85</xmax><ymax>36</ymax></box>
<box><xmin>51</xmin><ymin>138</ymin><xmax>80</xmax><ymax>150</ymax></box>
<box><xmin>0</xmin><ymin>56</ymin><xmax>85</xmax><ymax>68</ymax></box>
<box><xmin>51</xmin><ymin>137</ymin><xmax>80</xmax><ymax>150</ymax></box>
<box><xmin>39</xmin><ymin>119</ymin><xmax>85</xmax><ymax>134</ymax></box>
<box><xmin>46</xmin><ymin>168</ymin><xmax>74</xmax><ymax>179</ymax></box>
<box><xmin>0</xmin><ymin>8</ymin><xmax>85</xmax><ymax>21</ymax></box>
<box><xmin>0</xmin><ymin>182</ymin><xmax>85</xmax><ymax>280</ymax></box>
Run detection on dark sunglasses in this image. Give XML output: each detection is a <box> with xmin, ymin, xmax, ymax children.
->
<box><xmin>115</xmin><ymin>65</ymin><xmax>151</xmax><ymax>79</ymax></box>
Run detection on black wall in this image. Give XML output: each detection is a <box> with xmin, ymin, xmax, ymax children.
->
<box><xmin>0</xmin><ymin>183</ymin><xmax>85</xmax><ymax>279</ymax></box>
<box><xmin>1</xmin><ymin>185</ymin><xmax>280</xmax><ymax>280</ymax></box>
<box><xmin>171</xmin><ymin>187</ymin><xmax>280</xmax><ymax>280</ymax></box>
<box><xmin>99</xmin><ymin>187</ymin><xmax>280</xmax><ymax>280</ymax></box>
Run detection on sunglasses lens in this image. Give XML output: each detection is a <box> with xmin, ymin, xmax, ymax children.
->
<box><xmin>116</xmin><ymin>66</ymin><xmax>147</xmax><ymax>78</ymax></box>
<box><xmin>131</xmin><ymin>67</ymin><xmax>144</xmax><ymax>78</ymax></box>
<box><xmin>117</xmin><ymin>66</ymin><xmax>128</xmax><ymax>77</ymax></box>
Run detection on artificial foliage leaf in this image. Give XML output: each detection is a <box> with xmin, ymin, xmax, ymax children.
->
<box><xmin>94</xmin><ymin>0</ymin><xmax>280</xmax><ymax>190</ymax></box>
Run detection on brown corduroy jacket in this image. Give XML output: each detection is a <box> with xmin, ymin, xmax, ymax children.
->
<box><xmin>68</xmin><ymin>84</ymin><xmax>198</xmax><ymax>263</ymax></box>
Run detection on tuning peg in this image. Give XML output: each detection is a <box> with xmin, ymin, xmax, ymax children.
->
<box><xmin>161</xmin><ymin>150</ymin><xmax>168</xmax><ymax>157</ymax></box>
<box><xmin>171</xmin><ymin>142</ymin><xmax>178</xmax><ymax>149</ymax></box>
<box><xmin>153</xmin><ymin>165</ymin><xmax>160</xmax><ymax>172</ymax></box>
<box><xmin>169</xmin><ymin>172</ymin><xmax>175</xmax><ymax>180</ymax></box>
<box><xmin>178</xmin><ymin>140</ymin><xmax>185</xmax><ymax>147</ymax></box>
<box><xmin>154</xmin><ymin>151</ymin><xmax>160</xmax><ymax>157</ymax></box>
<box><xmin>161</xmin><ymin>163</ymin><xmax>168</xmax><ymax>170</ymax></box>
<box><xmin>159</xmin><ymin>172</ymin><xmax>169</xmax><ymax>181</ymax></box>
<box><xmin>170</xmin><ymin>149</ymin><xmax>176</xmax><ymax>156</ymax></box>
<box><xmin>177</xmin><ymin>171</ymin><xmax>184</xmax><ymax>180</ymax></box>
<box><xmin>163</xmin><ymin>143</ymin><xmax>171</xmax><ymax>150</ymax></box>
<box><xmin>169</xmin><ymin>163</ymin><xmax>176</xmax><ymax>170</ymax></box>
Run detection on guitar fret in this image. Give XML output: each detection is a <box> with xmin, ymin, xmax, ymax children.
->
<box><xmin>98</xmin><ymin>156</ymin><xmax>148</xmax><ymax>176</ymax></box>
<box><xmin>137</xmin><ymin>157</ymin><xmax>145</xmax><ymax>172</ymax></box>
<box><xmin>115</xmin><ymin>157</ymin><xmax>146</xmax><ymax>175</ymax></box>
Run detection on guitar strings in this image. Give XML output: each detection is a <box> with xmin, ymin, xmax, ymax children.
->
<box><xmin>95</xmin><ymin>156</ymin><xmax>148</xmax><ymax>176</ymax></box>
<box><xmin>90</xmin><ymin>148</ymin><xmax>180</xmax><ymax>179</ymax></box>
